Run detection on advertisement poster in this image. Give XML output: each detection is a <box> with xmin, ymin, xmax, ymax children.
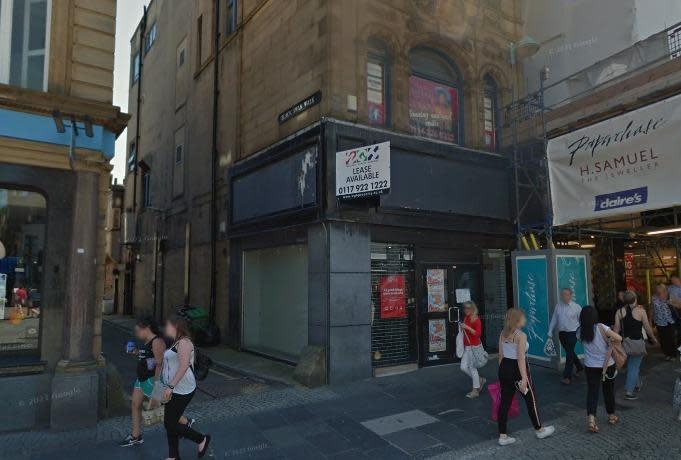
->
<box><xmin>555</xmin><ymin>255</ymin><xmax>589</xmax><ymax>307</ymax></box>
<box><xmin>624</xmin><ymin>252</ymin><xmax>636</xmax><ymax>292</ymax></box>
<box><xmin>379</xmin><ymin>275</ymin><xmax>406</xmax><ymax>319</ymax></box>
<box><xmin>515</xmin><ymin>256</ymin><xmax>550</xmax><ymax>360</ymax></box>
<box><xmin>367</xmin><ymin>61</ymin><xmax>385</xmax><ymax>125</ymax></box>
<box><xmin>548</xmin><ymin>92</ymin><xmax>681</xmax><ymax>225</ymax></box>
<box><xmin>427</xmin><ymin>269</ymin><xmax>446</xmax><ymax>312</ymax></box>
<box><xmin>408</xmin><ymin>76</ymin><xmax>459</xmax><ymax>143</ymax></box>
<box><xmin>428</xmin><ymin>319</ymin><xmax>447</xmax><ymax>352</ymax></box>
<box><xmin>335</xmin><ymin>141</ymin><xmax>391</xmax><ymax>198</ymax></box>
<box><xmin>556</xmin><ymin>254</ymin><xmax>589</xmax><ymax>357</ymax></box>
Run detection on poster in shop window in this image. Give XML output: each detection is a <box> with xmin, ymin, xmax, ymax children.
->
<box><xmin>408</xmin><ymin>76</ymin><xmax>459</xmax><ymax>143</ymax></box>
<box><xmin>428</xmin><ymin>319</ymin><xmax>447</xmax><ymax>352</ymax></box>
<box><xmin>367</xmin><ymin>61</ymin><xmax>385</xmax><ymax>125</ymax></box>
<box><xmin>427</xmin><ymin>269</ymin><xmax>446</xmax><ymax>312</ymax></box>
<box><xmin>624</xmin><ymin>252</ymin><xmax>637</xmax><ymax>292</ymax></box>
<box><xmin>379</xmin><ymin>275</ymin><xmax>406</xmax><ymax>319</ymax></box>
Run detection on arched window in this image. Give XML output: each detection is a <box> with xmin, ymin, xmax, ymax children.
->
<box><xmin>367</xmin><ymin>38</ymin><xmax>390</xmax><ymax>126</ymax></box>
<box><xmin>409</xmin><ymin>47</ymin><xmax>462</xmax><ymax>144</ymax></box>
<box><xmin>483</xmin><ymin>74</ymin><xmax>499</xmax><ymax>151</ymax></box>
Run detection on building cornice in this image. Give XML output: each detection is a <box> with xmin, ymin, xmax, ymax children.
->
<box><xmin>0</xmin><ymin>84</ymin><xmax>129</xmax><ymax>136</ymax></box>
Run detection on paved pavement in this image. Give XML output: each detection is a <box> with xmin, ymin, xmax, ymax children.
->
<box><xmin>2</xmin><ymin>336</ymin><xmax>681</xmax><ymax>459</ymax></box>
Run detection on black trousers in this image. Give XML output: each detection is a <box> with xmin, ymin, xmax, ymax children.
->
<box><xmin>657</xmin><ymin>324</ymin><xmax>678</xmax><ymax>357</ymax></box>
<box><xmin>164</xmin><ymin>390</ymin><xmax>204</xmax><ymax>459</ymax></box>
<box><xmin>559</xmin><ymin>331</ymin><xmax>583</xmax><ymax>379</ymax></box>
<box><xmin>498</xmin><ymin>358</ymin><xmax>542</xmax><ymax>435</ymax></box>
<box><xmin>585</xmin><ymin>366</ymin><xmax>615</xmax><ymax>416</ymax></box>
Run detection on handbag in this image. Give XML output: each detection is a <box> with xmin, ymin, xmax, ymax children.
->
<box><xmin>488</xmin><ymin>381</ymin><xmax>520</xmax><ymax>421</ymax></box>
<box><xmin>599</xmin><ymin>325</ymin><xmax>626</xmax><ymax>381</ymax></box>
<box><xmin>619</xmin><ymin>308</ymin><xmax>647</xmax><ymax>357</ymax></box>
<box><xmin>141</xmin><ymin>400</ymin><xmax>165</xmax><ymax>426</ymax></box>
<box><xmin>456</xmin><ymin>324</ymin><xmax>464</xmax><ymax>358</ymax></box>
<box><xmin>622</xmin><ymin>338</ymin><xmax>647</xmax><ymax>356</ymax></box>
<box><xmin>463</xmin><ymin>328</ymin><xmax>489</xmax><ymax>368</ymax></box>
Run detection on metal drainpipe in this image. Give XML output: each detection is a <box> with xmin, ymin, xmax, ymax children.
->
<box><xmin>209</xmin><ymin>0</ymin><xmax>221</xmax><ymax>324</ymax></box>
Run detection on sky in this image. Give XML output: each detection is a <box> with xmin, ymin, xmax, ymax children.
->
<box><xmin>110</xmin><ymin>0</ymin><xmax>151</xmax><ymax>182</ymax></box>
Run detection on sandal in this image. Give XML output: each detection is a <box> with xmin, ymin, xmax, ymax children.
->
<box><xmin>608</xmin><ymin>414</ymin><xmax>619</xmax><ymax>425</ymax></box>
<box><xmin>587</xmin><ymin>416</ymin><xmax>599</xmax><ymax>433</ymax></box>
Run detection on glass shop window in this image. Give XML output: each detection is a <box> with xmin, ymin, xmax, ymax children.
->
<box><xmin>0</xmin><ymin>188</ymin><xmax>46</xmax><ymax>353</ymax></box>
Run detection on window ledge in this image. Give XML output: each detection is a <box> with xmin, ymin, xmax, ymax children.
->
<box><xmin>0</xmin><ymin>358</ymin><xmax>47</xmax><ymax>377</ymax></box>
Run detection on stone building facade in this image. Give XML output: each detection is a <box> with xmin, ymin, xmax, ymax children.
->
<box><xmin>0</xmin><ymin>0</ymin><xmax>127</xmax><ymax>431</ymax></box>
<box><xmin>124</xmin><ymin>0</ymin><xmax>523</xmax><ymax>383</ymax></box>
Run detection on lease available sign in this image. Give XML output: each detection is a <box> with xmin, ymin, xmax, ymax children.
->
<box><xmin>335</xmin><ymin>141</ymin><xmax>390</xmax><ymax>198</ymax></box>
<box><xmin>547</xmin><ymin>93</ymin><xmax>681</xmax><ymax>225</ymax></box>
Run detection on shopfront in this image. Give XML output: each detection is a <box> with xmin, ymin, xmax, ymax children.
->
<box><xmin>0</xmin><ymin>188</ymin><xmax>46</xmax><ymax>354</ymax></box>
<box><xmin>228</xmin><ymin>120</ymin><xmax>515</xmax><ymax>384</ymax></box>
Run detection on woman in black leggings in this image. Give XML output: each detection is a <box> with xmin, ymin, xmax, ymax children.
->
<box><xmin>497</xmin><ymin>308</ymin><xmax>555</xmax><ymax>446</ymax></box>
<box><xmin>579</xmin><ymin>305</ymin><xmax>622</xmax><ymax>433</ymax></box>
<box><xmin>162</xmin><ymin>315</ymin><xmax>211</xmax><ymax>460</ymax></box>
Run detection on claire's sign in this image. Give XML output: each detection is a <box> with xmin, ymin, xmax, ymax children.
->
<box><xmin>547</xmin><ymin>93</ymin><xmax>681</xmax><ymax>225</ymax></box>
<box><xmin>335</xmin><ymin>141</ymin><xmax>390</xmax><ymax>198</ymax></box>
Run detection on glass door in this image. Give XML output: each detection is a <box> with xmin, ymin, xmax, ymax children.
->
<box><xmin>419</xmin><ymin>263</ymin><xmax>484</xmax><ymax>366</ymax></box>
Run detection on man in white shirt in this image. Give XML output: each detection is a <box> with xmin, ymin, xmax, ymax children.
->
<box><xmin>548</xmin><ymin>288</ymin><xmax>584</xmax><ymax>385</ymax></box>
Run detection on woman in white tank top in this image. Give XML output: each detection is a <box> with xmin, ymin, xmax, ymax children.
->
<box><xmin>161</xmin><ymin>315</ymin><xmax>211</xmax><ymax>460</ymax></box>
<box><xmin>496</xmin><ymin>308</ymin><xmax>554</xmax><ymax>446</ymax></box>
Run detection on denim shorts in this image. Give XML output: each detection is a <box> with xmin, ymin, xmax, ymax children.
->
<box><xmin>134</xmin><ymin>378</ymin><xmax>154</xmax><ymax>398</ymax></box>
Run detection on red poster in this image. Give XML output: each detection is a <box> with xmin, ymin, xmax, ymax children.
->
<box><xmin>380</xmin><ymin>275</ymin><xmax>406</xmax><ymax>319</ymax></box>
<box><xmin>408</xmin><ymin>75</ymin><xmax>459</xmax><ymax>143</ymax></box>
<box><xmin>624</xmin><ymin>252</ymin><xmax>636</xmax><ymax>292</ymax></box>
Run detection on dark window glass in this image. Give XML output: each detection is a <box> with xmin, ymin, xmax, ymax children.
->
<box><xmin>127</xmin><ymin>142</ymin><xmax>137</xmax><ymax>172</ymax></box>
<box><xmin>142</xmin><ymin>172</ymin><xmax>151</xmax><ymax>208</ymax></box>
<box><xmin>226</xmin><ymin>0</ymin><xmax>237</xmax><ymax>35</ymax></box>
<box><xmin>483</xmin><ymin>74</ymin><xmax>499</xmax><ymax>151</ymax></box>
<box><xmin>367</xmin><ymin>39</ymin><xmax>389</xmax><ymax>126</ymax></box>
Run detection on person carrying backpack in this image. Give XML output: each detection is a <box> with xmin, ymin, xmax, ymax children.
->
<box><xmin>161</xmin><ymin>314</ymin><xmax>211</xmax><ymax>460</ymax></box>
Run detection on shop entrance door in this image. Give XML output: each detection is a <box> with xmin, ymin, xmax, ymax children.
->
<box><xmin>419</xmin><ymin>263</ymin><xmax>484</xmax><ymax>366</ymax></box>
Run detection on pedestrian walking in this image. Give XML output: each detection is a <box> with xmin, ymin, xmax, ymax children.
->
<box><xmin>652</xmin><ymin>284</ymin><xmax>679</xmax><ymax>360</ymax></box>
<box><xmin>162</xmin><ymin>314</ymin><xmax>211</xmax><ymax>460</ymax></box>
<box><xmin>548</xmin><ymin>287</ymin><xmax>584</xmax><ymax>384</ymax></box>
<box><xmin>613</xmin><ymin>291</ymin><xmax>657</xmax><ymax>400</ymax></box>
<box><xmin>579</xmin><ymin>305</ymin><xmax>622</xmax><ymax>433</ymax></box>
<box><xmin>121</xmin><ymin>317</ymin><xmax>196</xmax><ymax>447</ymax></box>
<box><xmin>459</xmin><ymin>301</ymin><xmax>486</xmax><ymax>398</ymax></box>
<box><xmin>497</xmin><ymin>308</ymin><xmax>555</xmax><ymax>446</ymax></box>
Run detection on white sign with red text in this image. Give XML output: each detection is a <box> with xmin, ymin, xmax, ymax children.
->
<box><xmin>548</xmin><ymin>93</ymin><xmax>681</xmax><ymax>225</ymax></box>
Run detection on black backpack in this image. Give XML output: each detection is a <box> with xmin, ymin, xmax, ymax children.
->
<box><xmin>192</xmin><ymin>348</ymin><xmax>213</xmax><ymax>381</ymax></box>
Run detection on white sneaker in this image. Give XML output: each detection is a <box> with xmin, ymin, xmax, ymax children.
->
<box><xmin>498</xmin><ymin>436</ymin><xmax>517</xmax><ymax>446</ymax></box>
<box><xmin>536</xmin><ymin>425</ymin><xmax>555</xmax><ymax>439</ymax></box>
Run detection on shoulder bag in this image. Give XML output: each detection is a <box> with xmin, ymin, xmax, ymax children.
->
<box><xmin>620</xmin><ymin>307</ymin><xmax>647</xmax><ymax>357</ymax></box>
<box><xmin>599</xmin><ymin>325</ymin><xmax>626</xmax><ymax>383</ymax></box>
<box><xmin>455</xmin><ymin>324</ymin><xmax>464</xmax><ymax>359</ymax></box>
<box><xmin>463</xmin><ymin>327</ymin><xmax>488</xmax><ymax>369</ymax></box>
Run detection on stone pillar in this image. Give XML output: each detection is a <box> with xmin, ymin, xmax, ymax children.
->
<box><xmin>306</xmin><ymin>222</ymin><xmax>372</xmax><ymax>385</ymax></box>
<box><xmin>51</xmin><ymin>170</ymin><xmax>101</xmax><ymax>430</ymax></box>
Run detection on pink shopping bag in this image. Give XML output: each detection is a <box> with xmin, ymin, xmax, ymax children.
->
<box><xmin>487</xmin><ymin>381</ymin><xmax>520</xmax><ymax>421</ymax></box>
